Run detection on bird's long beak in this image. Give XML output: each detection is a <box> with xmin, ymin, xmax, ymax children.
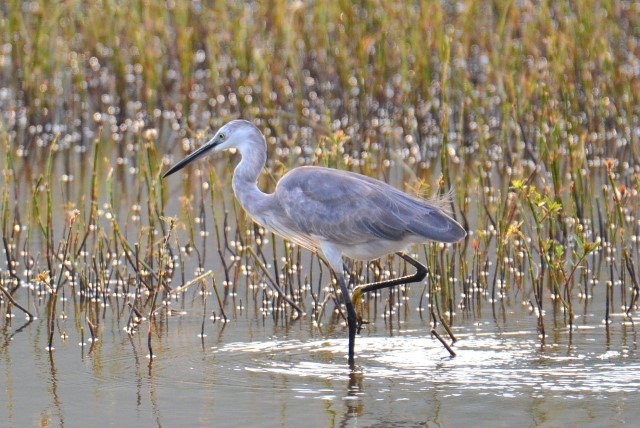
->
<box><xmin>162</xmin><ymin>136</ymin><xmax>218</xmax><ymax>178</ymax></box>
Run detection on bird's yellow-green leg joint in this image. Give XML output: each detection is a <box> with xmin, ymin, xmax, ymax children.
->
<box><xmin>351</xmin><ymin>286</ymin><xmax>367</xmax><ymax>333</ymax></box>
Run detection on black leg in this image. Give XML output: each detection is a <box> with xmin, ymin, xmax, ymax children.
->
<box><xmin>336</xmin><ymin>272</ymin><xmax>357</xmax><ymax>368</ymax></box>
<box><xmin>351</xmin><ymin>252</ymin><xmax>427</xmax><ymax>332</ymax></box>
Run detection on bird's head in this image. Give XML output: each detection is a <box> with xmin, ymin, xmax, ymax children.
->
<box><xmin>162</xmin><ymin>119</ymin><xmax>263</xmax><ymax>178</ymax></box>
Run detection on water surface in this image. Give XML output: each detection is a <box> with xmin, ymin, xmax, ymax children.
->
<box><xmin>2</xmin><ymin>292</ymin><xmax>638</xmax><ymax>427</ymax></box>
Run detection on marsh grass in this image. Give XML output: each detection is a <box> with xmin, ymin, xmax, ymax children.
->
<box><xmin>0</xmin><ymin>1</ymin><xmax>639</xmax><ymax>355</ymax></box>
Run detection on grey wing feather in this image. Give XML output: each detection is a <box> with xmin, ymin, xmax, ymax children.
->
<box><xmin>275</xmin><ymin>166</ymin><xmax>465</xmax><ymax>246</ymax></box>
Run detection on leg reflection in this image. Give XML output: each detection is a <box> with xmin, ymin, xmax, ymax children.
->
<box><xmin>341</xmin><ymin>369</ymin><xmax>364</xmax><ymax>424</ymax></box>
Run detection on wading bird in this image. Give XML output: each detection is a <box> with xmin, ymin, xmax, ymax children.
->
<box><xmin>163</xmin><ymin>120</ymin><xmax>466</xmax><ymax>367</ymax></box>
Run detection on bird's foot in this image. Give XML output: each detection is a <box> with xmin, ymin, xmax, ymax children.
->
<box><xmin>351</xmin><ymin>287</ymin><xmax>367</xmax><ymax>333</ymax></box>
<box><xmin>356</xmin><ymin>316</ymin><xmax>368</xmax><ymax>334</ymax></box>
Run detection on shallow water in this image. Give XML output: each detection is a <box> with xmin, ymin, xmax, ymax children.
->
<box><xmin>2</xmin><ymin>294</ymin><xmax>639</xmax><ymax>427</ymax></box>
<box><xmin>1</xmin><ymin>139</ymin><xmax>637</xmax><ymax>426</ymax></box>
<box><xmin>2</xmin><ymin>2</ymin><xmax>639</xmax><ymax>426</ymax></box>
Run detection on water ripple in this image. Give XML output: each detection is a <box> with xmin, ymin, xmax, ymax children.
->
<box><xmin>207</xmin><ymin>331</ymin><xmax>640</xmax><ymax>397</ymax></box>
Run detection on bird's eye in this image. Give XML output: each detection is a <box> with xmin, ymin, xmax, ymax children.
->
<box><xmin>219</xmin><ymin>133</ymin><xmax>225</xmax><ymax>140</ymax></box>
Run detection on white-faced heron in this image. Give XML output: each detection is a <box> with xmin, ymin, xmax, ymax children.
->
<box><xmin>163</xmin><ymin>120</ymin><xmax>466</xmax><ymax>367</ymax></box>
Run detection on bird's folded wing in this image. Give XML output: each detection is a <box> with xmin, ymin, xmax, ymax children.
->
<box><xmin>274</xmin><ymin>167</ymin><xmax>462</xmax><ymax>246</ymax></box>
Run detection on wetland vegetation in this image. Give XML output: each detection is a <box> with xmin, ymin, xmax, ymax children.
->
<box><xmin>1</xmin><ymin>1</ymin><xmax>639</xmax><ymax>425</ymax></box>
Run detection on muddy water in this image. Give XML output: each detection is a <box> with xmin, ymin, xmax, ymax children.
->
<box><xmin>1</xmin><ymin>160</ymin><xmax>639</xmax><ymax>426</ymax></box>
<box><xmin>1</xmin><ymin>276</ymin><xmax>638</xmax><ymax>427</ymax></box>
<box><xmin>2</xmin><ymin>2</ymin><xmax>640</xmax><ymax>424</ymax></box>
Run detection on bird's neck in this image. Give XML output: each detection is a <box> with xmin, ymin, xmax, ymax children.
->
<box><xmin>232</xmin><ymin>141</ymin><xmax>269</xmax><ymax>216</ymax></box>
